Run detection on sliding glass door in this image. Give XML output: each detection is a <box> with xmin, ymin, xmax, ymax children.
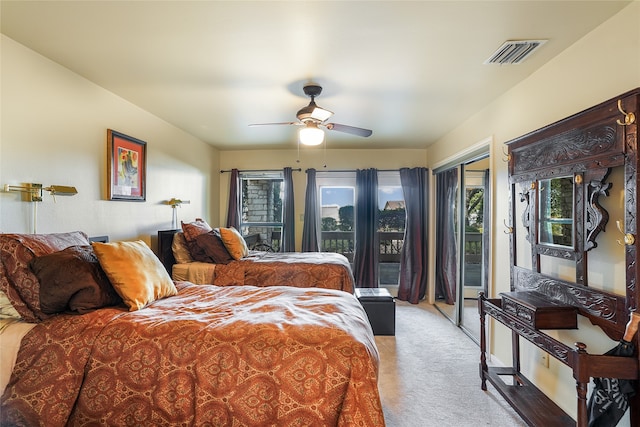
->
<box><xmin>434</xmin><ymin>155</ymin><xmax>490</xmax><ymax>342</ymax></box>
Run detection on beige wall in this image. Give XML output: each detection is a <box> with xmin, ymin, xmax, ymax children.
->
<box><xmin>3</xmin><ymin>1</ymin><xmax>639</xmax><ymax>419</ymax></box>
<box><xmin>0</xmin><ymin>35</ymin><xmax>220</xmax><ymax>250</ymax></box>
<box><xmin>426</xmin><ymin>1</ymin><xmax>639</xmax><ymax>420</ymax></box>
<box><xmin>218</xmin><ymin>148</ymin><xmax>428</xmax><ymax>250</ymax></box>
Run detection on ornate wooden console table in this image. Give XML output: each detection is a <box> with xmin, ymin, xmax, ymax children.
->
<box><xmin>480</xmin><ymin>88</ymin><xmax>640</xmax><ymax>426</ymax></box>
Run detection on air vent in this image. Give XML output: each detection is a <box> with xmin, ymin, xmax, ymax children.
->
<box><xmin>484</xmin><ymin>40</ymin><xmax>547</xmax><ymax>65</ymax></box>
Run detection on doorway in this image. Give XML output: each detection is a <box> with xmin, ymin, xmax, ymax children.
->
<box><xmin>434</xmin><ymin>155</ymin><xmax>490</xmax><ymax>343</ymax></box>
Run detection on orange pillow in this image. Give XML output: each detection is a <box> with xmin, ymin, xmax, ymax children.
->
<box><xmin>91</xmin><ymin>240</ymin><xmax>177</xmax><ymax>311</ymax></box>
<box><xmin>219</xmin><ymin>227</ymin><xmax>249</xmax><ymax>260</ymax></box>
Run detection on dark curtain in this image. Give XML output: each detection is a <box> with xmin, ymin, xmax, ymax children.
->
<box><xmin>435</xmin><ymin>168</ymin><xmax>458</xmax><ymax>305</ymax></box>
<box><xmin>397</xmin><ymin>167</ymin><xmax>429</xmax><ymax>304</ymax></box>
<box><xmin>226</xmin><ymin>168</ymin><xmax>240</xmax><ymax>229</ymax></box>
<box><xmin>354</xmin><ymin>168</ymin><xmax>379</xmax><ymax>288</ymax></box>
<box><xmin>281</xmin><ymin>167</ymin><xmax>295</xmax><ymax>252</ymax></box>
<box><xmin>481</xmin><ymin>169</ymin><xmax>490</xmax><ymax>292</ymax></box>
<box><xmin>301</xmin><ymin>168</ymin><xmax>320</xmax><ymax>252</ymax></box>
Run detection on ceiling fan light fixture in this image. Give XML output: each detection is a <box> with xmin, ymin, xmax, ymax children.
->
<box><xmin>299</xmin><ymin>123</ymin><xmax>324</xmax><ymax>146</ymax></box>
<box><xmin>310</xmin><ymin>106</ymin><xmax>333</xmax><ymax>121</ymax></box>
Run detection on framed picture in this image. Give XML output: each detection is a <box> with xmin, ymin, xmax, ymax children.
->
<box><xmin>107</xmin><ymin>129</ymin><xmax>146</xmax><ymax>201</ymax></box>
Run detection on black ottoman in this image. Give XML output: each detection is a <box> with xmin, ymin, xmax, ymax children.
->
<box><xmin>355</xmin><ymin>288</ymin><xmax>396</xmax><ymax>336</ymax></box>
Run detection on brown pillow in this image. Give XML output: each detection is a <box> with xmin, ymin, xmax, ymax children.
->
<box><xmin>181</xmin><ymin>218</ymin><xmax>212</xmax><ymax>242</ymax></box>
<box><xmin>0</xmin><ymin>231</ymin><xmax>92</xmax><ymax>322</ymax></box>
<box><xmin>219</xmin><ymin>227</ymin><xmax>249</xmax><ymax>260</ymax></box>
<box><xmin>92</xmin><ymin>240</ymin><xmax>177</xmax><ymax>311</ymax></box>
<box><xmin>190</xmin><ymin>230</ymin><xmax>234</xmax><ymax>264</ymax></box>
<box><xmin>29</xmin><ymin>245</ymin><xmax>121</xmax><ymax>314</ymax></box>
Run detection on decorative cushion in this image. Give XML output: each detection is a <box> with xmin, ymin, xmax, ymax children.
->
<box><xmin>0</xmin><ymin>289</ymin><xmax>21</xmax><ymax>320</ymax></box>
<box><xmin>0</xmin><ymin>231</ymin><xmax>92</xmax><ymax>322</ymax></box>
<box><xmin>29</xmin><ymin>245</ymin><xmax>121</xmax><ymax>314</ymax></box>
<box><xmin>219</xmin><ymin>227</ymin><xmax>249</xmax><ymax>260</ymax></box>
<box><xmin>191</xmin><ymin>230</ymin><xmax>234</xmax><ymax>264</ymax></box>
<box><xmin>181</xmin><ymin>218</ymin><xmax>212</xmax><ymax>242</ymax></box>
<box><xmin>92</xmin><ymin>240</ymin><xmax>177</xmax><ymax>311</ymax></box>
<box><xmin>171</xmin><ymin>232</ymin><xmax>193</xmax><ymax>264</ymax></box>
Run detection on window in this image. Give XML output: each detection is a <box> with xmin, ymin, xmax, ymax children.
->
<box><xmin>239</xmin><ymin>171</ymin><xmax>283</xmax><ymax>251</ymax></box>
<box><xmin>315</xmin><ymin>171</ymin><xmax>406</xmax><ymax>286</ymax></box>
<box><xmin>317</xmin><ymin>172</ymin><xmax>356</xmax><ymax>260</ymax></box>
<box><xmin>378</xmin><ymin>172</ymin><xmax>405</xmax><ymax>285</ymax></box>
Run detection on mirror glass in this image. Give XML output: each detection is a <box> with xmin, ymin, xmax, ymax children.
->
<box><xmin>538</xmin><ymin>177</ymin><xmax>574</xmax><ymax>248</ymax></box>
<box><xmin>515</xmin><ymin>186</ymin><xmax>532</xmax><ymax>269</ymax></box>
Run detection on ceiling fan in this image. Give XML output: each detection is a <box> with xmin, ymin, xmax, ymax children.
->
<box><xmin>249</xmin><ymin>84</ymin><xmax>373</xmax><ymax>145</ymax></box>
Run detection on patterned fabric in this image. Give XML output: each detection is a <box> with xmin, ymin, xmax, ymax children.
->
<box><xmin>190</xmin><ymin>230</ymin><xmax>234</xmax><ymax>264</ymax></box>
<box><xmin>1</xmin><ymin>282</ymin><xmax>384</xmax><ymax>426</ymax></box>
<box><xmin>213</xmin><ymin>251</ymin><xmax>356</xmax><ymax>293</ymax></box>
<box><xmin>29</xmin><ymin>245</ymin><xmax>121</xmax><ymax>314</ymax></box>
<box><xmin>0</xmin><ymin>232</ymin><xmax>91</xmax><ymax>322</ymax></box>
<box><xmin>181</xmin><ymin>218</ymin><xmax>212</xmax><ymax>242</ymax></box>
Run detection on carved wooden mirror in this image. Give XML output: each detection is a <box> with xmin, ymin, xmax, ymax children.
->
<box><xmin>537</xmin><ymin>176</ymin><xmax>574</xmax><ymax>248</ymax></box>
<box><xmin>514</xmin><ymin>166</ymin><xmax>613</xmax><ymax>285</ymax></box>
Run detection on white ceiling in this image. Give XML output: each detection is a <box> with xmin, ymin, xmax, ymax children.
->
<box><xmin>1</xmin><ymin>1</ymin><xmax>632</xmax><ymax>150</ymax></box>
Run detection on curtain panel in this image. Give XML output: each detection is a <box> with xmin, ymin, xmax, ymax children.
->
<box><xmin>301</xmin><ymin>168</ymin><xmax>320</xmax><ymax>252</ymax></box>
<box><xmin>397</xmin><ymin>167</ymin><xmax>429</xmax><ymax>304</ymax></box>
<box><xmin>434</xmin><ymin>168</ymin><xmax>458</xmax><ymax>305</ymax></box>
<box><xmin>226</xmin><ymin>168</ymin><xmax>240</xmax><ymax>229</ymax></box>
<box><xmin>482</xmin><ymin>169</ymin><xmax>490</xmax><ymax>292</ymax></box>
<box><xmin>281</xmin><ymin>167</ymin><xmax>295</xmax><ymax>252</ymax></box>
<box><xmin>354</xmin><ymin>168</ymin><xmax>379</xmax><ymax>288</ymax></box>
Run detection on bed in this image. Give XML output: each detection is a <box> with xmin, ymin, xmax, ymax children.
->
<box><xmin>167</xmin><ymin>223</ymin><xmax>355</xmax><ymax>293</ymax></box>
<box><xmin>0</xmin><ymin>231</ymin><xmax>384</xmax><ymax>426</ymax></box>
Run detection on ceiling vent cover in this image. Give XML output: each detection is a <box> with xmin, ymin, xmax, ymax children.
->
<box><xmin>484</xmin><ymin>40</ymin><xmax>547</xmax><ymax>65</ymax></box>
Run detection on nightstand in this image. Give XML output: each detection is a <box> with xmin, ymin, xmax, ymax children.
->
<box><xmin>158</xmin><ymin>229</ymin><xmax>180</xmax><ymax>273</ymax></box>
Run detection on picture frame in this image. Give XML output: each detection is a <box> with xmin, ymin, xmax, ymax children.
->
<box><xmin>107</xmin><ymin>129</ymin><xmax>146</xmax><ymax>201</ymax></box>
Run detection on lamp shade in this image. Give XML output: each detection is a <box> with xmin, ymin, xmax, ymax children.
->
<box><xmin>299</xmin><ymin>124</ymin><xmax>324</xmax><ymax>146</ymax></box>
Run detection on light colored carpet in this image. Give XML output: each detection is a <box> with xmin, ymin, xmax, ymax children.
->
<box><xmin>375</xmin><ymin>300</ymin><xmax>526</xmax><ymax>427</ymax></box>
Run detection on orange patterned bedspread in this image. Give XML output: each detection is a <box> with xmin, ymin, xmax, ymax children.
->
<box><xmin>212</xmin><ymin>252</ymin><xmax>355</xmax><ymax>293</ymax></box>
<box><xmin>1</xmin><ymin>282</ymin><xmax>383</xmax><ymax>426</ymax></box>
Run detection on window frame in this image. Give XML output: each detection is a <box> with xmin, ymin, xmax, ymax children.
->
<box><xmin>238</xmin><ymin>171</ymin><xmax>285</xmax><ymax>245</ymax></box>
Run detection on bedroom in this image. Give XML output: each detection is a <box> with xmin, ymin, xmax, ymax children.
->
<box><xmin>1</xmin><ymin>1</ymin><xmax>639</xmax><ymax>426</ymax></box>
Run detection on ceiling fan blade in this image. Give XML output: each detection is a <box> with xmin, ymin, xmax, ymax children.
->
<box><xmin>249</xmin><ymin>122</ymin><xmax>301</xmax><ymax>127</ymax></box>
<box><xmin>325</xmin><ymin>123</ymin><xmax>373</xmax><ymax>137</ymax></box>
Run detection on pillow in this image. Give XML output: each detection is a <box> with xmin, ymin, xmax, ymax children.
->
<box><xmin>181</xmin><ymin>218</ymin><xmax>212</xmax><ymax>242</ymax></box>
<box><xmin>0</xmin><ymin>231</ymin><xmax>92</xmax><ymax>322</ymax></box>
<box><xmin>0</xmin><ymin>289</ymin><xmax>21</xmax><ymax>320</ymax></box>
<box><xmin>191</xmin><ymin>230</ymin><xmax>234</xmax><ymax>264</ymax></box>
<box><xmin>171</xmin><ymin>232</ymin><xmax>193</xmax><ymax>264</ymax></box>
<box><xmin>219</xmin><ymin>227</ymin><xmax>249</xmax><ymax>260</ymax></box>
<box><xmin>91</xmin><ymin>240</ymin><xmax>177</xmax><ymax>311</ymax></box>
<box><xmin>29</xmin><ymin>245</ymin><xmax>122</xmax><ymax>314</ymax></box>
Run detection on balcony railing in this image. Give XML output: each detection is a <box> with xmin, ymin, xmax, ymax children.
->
<box><xmin>320</xmin><ymin>231</ymin><xmax>355</xmax><ymax>261</ymax></box>
<box><xmin>245</xmin><ymin>229</ymin><xmax>482</xmax><ymax>266</ymax></box>
<box><xmin>319</xmin><ymin>231</ymin><xmax>404</xmax><ymax>263</ymax></box>
<box><xmin>465</xmin><ymin>232</ymin><xmax>482</xmax><ymax>264</ymax></box>
<box><xmin>245</xmin><ymin>229</ymin><xmax>481</xmax><ymax>287</ymax></box>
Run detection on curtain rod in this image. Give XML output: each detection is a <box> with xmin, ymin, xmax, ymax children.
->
<box><xmin>220</xmin><ymin>168</ymin><xmax>302</xmax><ymax>173</ymax></box>
<box><xmin>311</xmin><ymin>168</ymin><xmax>419</xmax><ymax>172</ymax></box>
